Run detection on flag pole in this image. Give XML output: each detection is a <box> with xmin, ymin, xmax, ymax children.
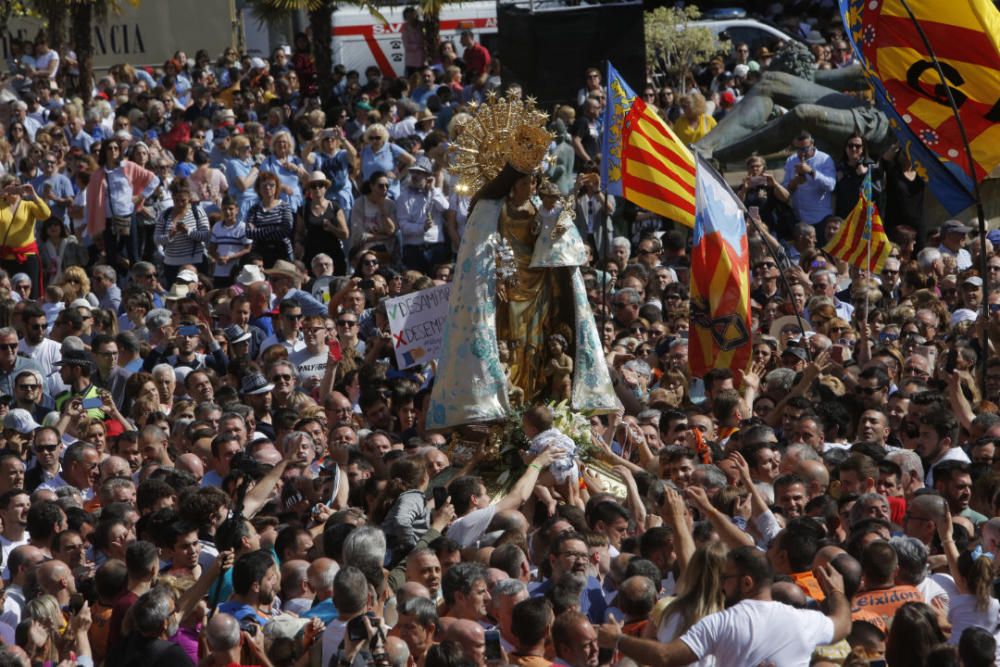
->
<box><xmin>695</xmin><ymin>153</ymin><xmax>813</xmax><ymax>362</ymax></box>
<box><xmin>865</xmin><ymin>182</ymin><xmax>872</xmax><ymax>325</ymax></box>
<box><xmin>896</xmin><ymin>0</ymin><xmax>990</xmax><ymax>392</ymax></box>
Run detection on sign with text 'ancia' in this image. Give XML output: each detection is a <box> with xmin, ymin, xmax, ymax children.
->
<box><xmin>3</xmin><ymin>0</ymin><xmax>235</xmax><ymax>69</ymax></box>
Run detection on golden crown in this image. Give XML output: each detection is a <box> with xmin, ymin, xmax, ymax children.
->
<box><xmin>449</xmin><ymin>90</ymin><xmax>553</xmax><ymax>194</ymax></box>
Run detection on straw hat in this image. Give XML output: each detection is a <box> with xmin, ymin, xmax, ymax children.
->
<box><xmin>307</xmin><ymin>171</ymin><xmax>331</xmax><ymax>188</ymax></box>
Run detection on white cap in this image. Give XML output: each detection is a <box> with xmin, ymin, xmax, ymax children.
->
<box><xmin>951</xmin><ymin>308</ymin><xmax>979</xmax><ymax>326</ymax></box>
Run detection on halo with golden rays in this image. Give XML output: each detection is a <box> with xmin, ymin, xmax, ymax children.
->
<box><xmin>449</xmin><ymin>90</ymin><xmax>553</xmax><ymax>194</ymax></box>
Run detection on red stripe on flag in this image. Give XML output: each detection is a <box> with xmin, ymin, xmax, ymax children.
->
<box><xmin>622</xmin><ymin>173</ymin><xmax>696</xmax><ymax>216</ymax></box>
<box><xmin>873</xmin><ymin>15</ymin><xmax>998</xmax><ymax>67</ymax></box>
<box><xmin>624</xmin><ymin>142</ymin><xmax>696</xmax><ymax>198</ymax></box>
<box><xmin>626</xmin><ymin>112</ymin><xmax>697</xmax><ymax>179</ymax></box>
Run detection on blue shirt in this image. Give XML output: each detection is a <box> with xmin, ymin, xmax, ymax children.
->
<box><xmin>311</xmin><ymin>150</ymin><xmax>354</xmax><ymax>213</ymax></box>
<box><xmin>261</xmin><ymin>154</ymin><xmax>305</xmax><ymax>212</ymax></box>
<box><xmin>361</xmin><ymin>143</ymin><xmax>407</xmax><ymax>199</ymax></box>
<box><xmin>216</xmin><ymin>601</ymin><xmax>270</xmax><ymax>626</ymax></box>
<box><xmin>225</xmin><ymin>157</ymin><xmax>261</xmax><ymax>217</ymax></box>
<box><xmin>782</xmin><ymin>149</ymin><xmax>837</xmax><ymax>225</ymax></box>
<box><xmin>284</xmin><ymin>287</ymin><xmax>328</xmax><ymax>318</ymax></box>
<box><xmin>31</xmin><ymin>172</ymin><xmax>74</xmax><ymax>223</ymax></box>
<box><xmin>301</xmin><ymin>598</ymin><xmax>339</xmax><ymax>625</ymax></box>
<box><xmin>529</xmin><ymin>576</ymin><xmax>608</xmax><ymax>624</ymax></box>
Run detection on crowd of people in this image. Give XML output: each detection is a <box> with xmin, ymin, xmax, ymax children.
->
<box><xmin>0</xmin><ymin>4</ymin><xmax>988</xmax><ymax>667</ymax></box>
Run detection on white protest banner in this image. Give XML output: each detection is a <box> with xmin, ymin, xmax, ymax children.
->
<box><xmin>385</xmin><ymin>283</ymin><xmax>452</xmax><ymax>369</ymax></box>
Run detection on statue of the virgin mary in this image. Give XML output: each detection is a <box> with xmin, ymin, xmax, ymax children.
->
<box><xmin>426</xmin><ymin>92</ymin><xmax>620</xmax><ymax>430</ymax></box>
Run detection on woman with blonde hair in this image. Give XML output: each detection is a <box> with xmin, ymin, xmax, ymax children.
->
<box><xmin>260</xmin><ymin>129</ymin><xmax>308</xmax><ymax>212</ymax></box>
<box><xmin>59</xmin><ymin>265</ymin><xmax>98</xmax><ymax>306</ymax></box>
<box><xmin>359</xmin><ymin>123</ymin><xmax>414</xmax><ymax>199</ymax></box>
<box><xmin>647</xmin><ymin>541</ymin><xmax>726</xmax><ymax>658</ymax></box>
<box><xmin>673</xmin><ymin>92</ymin><xmax>717</xmax><ymax>146</ymax></box>
<box><xmin>22</xmin><ymin>593</ymin><xmax>92</xmax><ymax>663</ymax></box>
<box><xmin>224</xmin><ymin>134</ymin><xmax>260</xmax><ymax>219</ymax></box>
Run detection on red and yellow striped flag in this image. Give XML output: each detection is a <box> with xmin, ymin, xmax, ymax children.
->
<box><xmin>823</xmin><ymin>172</ymin><xmax>892</xmax><ymax>272</ymax></box>
<box><xmin>602</xmin><ymin>63</ymin><xmax>696</xmax><ymax>227</ymax></box>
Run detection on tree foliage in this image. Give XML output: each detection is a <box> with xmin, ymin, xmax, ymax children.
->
<box><xmin>645</xmin><ymin>6</ymin><xmax>726</xmax><ymax>90</ymax></box>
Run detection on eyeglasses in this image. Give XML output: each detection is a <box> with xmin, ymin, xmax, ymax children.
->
<box><xmin>337</xmin><ymin>320</ymin><xmax>357</xmax><ymax>327</ymax></box>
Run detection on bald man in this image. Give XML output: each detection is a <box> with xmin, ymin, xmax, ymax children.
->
<box><xmin>904</xmin><ymin>494</ymin><xmax>948</xmax><ymax>546</ymax></box>
<box><xmin>281</xmin><ymin>559</ymin><xmax>312</xmax><ymax>616</ymax></box>
<box><xmin>396</xmin><ymin>581</ymin><xmax>432</xmax><ymax>607</ymax></box>
<box><xmin>1</xmin><ymin>545</ymin><xmax>45</xmax><ymax>626</ymax></box>
<box><xmin>385</xmin><ymin>636</ymin><xmax>410</xmax><ymax>667</ymax></box>
<box><xmin>205</xmin><ymin>612</ymin><xmax>242</xmax><ymax>665</ymax></box>
<box><xmin>445</xmin><ymin>619</ymin><xmax>486</xmax><ymax>667</ymax></box>
<box><xmin>485</xmin><ymin>567</ymin><xmax>509</xmax><ymax>590</ymax></box>
<box><xmin>175</xmin><ymin>454</ymin><xmax>205</xmax><ymax>484</ymax></box>
<box><xmin>36</xmin><ymin>559</ymin><xmax>75</xmax><ymax>606</ymax></box>
<box><xmin>812</xmin><ymin>546</ymin><xmax>846</xmax><ymax>570</ymax></box>
<box><xmin>100</xmin><ymin>455</ymin><xmax>132</xmax><ymax>483</ymax></box>
<box><xmin>302</xmin><ymin>557</ymin><xmax>339</xmax><ymax>624</ymax></box>
<box><xmin>796</xmin><ymin>460</ymin><xmax>830</xmax><ymax>498</ymax></box>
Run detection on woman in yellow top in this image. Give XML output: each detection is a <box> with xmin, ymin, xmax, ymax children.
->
<box><xmin>0</xmin><ymin>175</ymin><xmax>49</xmax><ymax>299</ymax></box>
<box><xmin>672</xmin><ymin>92</ymin><xmax>717</xmax><ymax>147</ymax></box>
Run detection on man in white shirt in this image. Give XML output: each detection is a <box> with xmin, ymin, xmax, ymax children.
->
<box><xmin>445</xmin><ymin>446</ymin><xmax>563</xmax><ymax>548</ymax></box>
<box><xmin>938</xmin><ymin>219</ymin><xmax>973</xmax><ymax>271</ymax></box>
<box><xmin>38</xmin><ymin>441</ymin><xmax>100</xmax><ymax>501</ymax></box>
<box><xmin>597</xmin><ymin>546</ymin><xmax>851</xmax><ymax>667</ymax></box>
<box><xmin>17</xmin><ymin>305</ymin><xmax>60</xmax><ymax>378</ymax></box>
<box><xmin>0</xmin><ymin>489</ymin><xmax>30</xmax><ymax>567</ymax></box>
<box><xmin>915</xmin><ymin>411</ymin><xmax>969</xmax><ymax>487</ymax></box>
<box><xmin>259</xmin><ymin>298</ymin><xmax>306</xmax><ymax>359</ymax></box>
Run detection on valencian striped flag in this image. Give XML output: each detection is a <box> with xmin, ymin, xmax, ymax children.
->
<box><xmin>823</xmin><ymin>170</ymin><xmax>892</xmax><ymax>272</ymax></box>
<box><xmin>601</xmin><ymin>62</ymin><xmax>696</xmax><ymax>228</ymax></box>
<box><xmin>839</xmin><ymin>0</ymin><xmax>1000</xmax><ymax>213</ymax></box>
<box><xmin>689</xmin><ymin>154</ymin><xmax>751</xmax><ymax>379</ymax></box>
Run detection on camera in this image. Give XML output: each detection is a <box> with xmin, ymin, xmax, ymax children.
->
<box><xmin>229</xmin><ymin>451</ymin><xmax>264</xmax><ymax>476</ymax></box>
<box><xmin>347</xmin><ymin>612</ymin><xmax>379</xmax><ymax>642</ymax></box>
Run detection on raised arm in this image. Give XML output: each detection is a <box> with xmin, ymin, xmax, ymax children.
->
<box><xmin>597</xmin><ymin>618</ymin><xmax>698</xmax><ymax>667</ymax></box>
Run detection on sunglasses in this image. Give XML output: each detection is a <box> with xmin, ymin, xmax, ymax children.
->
<box><xmin>337</xmin><ymin>320</ymin><xmax>357</xmax><ymax>327</ymax></box>
<box><xmin>34</xmin><ymin>444</ymin><xmax>58</xmax><ymax>453</ymax></box>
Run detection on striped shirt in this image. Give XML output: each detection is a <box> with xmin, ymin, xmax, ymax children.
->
<box><xmin>246</xmin><ymin>201</ymin><xmax>294</xmax><ymax>258</ymax></box>
<box><xmin>154</xmin><ymin>204</ymin><xmax>211</xmax><ymax>266</ymax></box>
